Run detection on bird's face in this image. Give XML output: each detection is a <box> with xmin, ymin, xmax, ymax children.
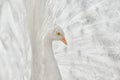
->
<box><xmin>52</xmin><ymin>26</ymin><xmax>67</xmax><ymax>45</ymax></box>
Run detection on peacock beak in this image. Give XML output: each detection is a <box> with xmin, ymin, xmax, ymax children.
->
<box><xmin>60</xmin><ymin>38</ymin><xmax>67</xmax><ymax>45</ymax></box>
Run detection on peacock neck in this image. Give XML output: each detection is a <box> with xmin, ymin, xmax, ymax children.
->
<box><xmin>32</xmin><ymin>33</ymin><xmax>62</xmax><ymax>80</ymax></box>
<box><xmin>43</xmin><ymin>34</ymin><xmax>56</xmax><ymax>62</ymax></box>
<box><xmin>43</xmin><ymin>34</ymin><xmax>62</xmax><ymax>80</ymax></box>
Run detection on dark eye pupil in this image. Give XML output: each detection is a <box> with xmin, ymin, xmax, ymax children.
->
<box><xmin>57</xmin><ymin>32</ymin><xmax>60</xmax><ymax>35</ymax></box>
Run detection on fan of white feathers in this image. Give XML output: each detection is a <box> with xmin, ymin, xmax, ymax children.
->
<box><xmin>0</xmin><ymin>0</ymin><xmax>120</xmax><ymax>80</ymax></box>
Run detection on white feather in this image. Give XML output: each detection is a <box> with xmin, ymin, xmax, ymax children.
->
<box><xmin>0</xmin><ymin>0</ymin><xmax>120</xmax><ymax>80</ymax></box>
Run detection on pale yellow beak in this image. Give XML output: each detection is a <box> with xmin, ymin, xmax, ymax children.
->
<box><xmin>60</xmin><ymin>38</ymin><xmax>67</xmax><ymax>45</ymax></box>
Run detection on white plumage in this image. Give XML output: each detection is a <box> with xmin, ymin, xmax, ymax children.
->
<box><xmin>31</xmin><ymin>25</ymin><xmax>67</xmax><ymax>80</ymax></box>
<box><xmin>0</xmin><ymin>0</ymin><xmax>120</xmax><ymax>80</ymax></box>
<box><xmin>26</xmin><ymin>0</ymin><xmax>67</xmax><ymax>80</ymax></box>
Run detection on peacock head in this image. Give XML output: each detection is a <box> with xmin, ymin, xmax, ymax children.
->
<box><xmin>51</xmin><ymin>24</ymin><xmax>67</xmax><ymax>45</ymax></box>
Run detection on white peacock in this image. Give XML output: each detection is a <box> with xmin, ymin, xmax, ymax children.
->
<box><xmin>27</xmin><ymin>0</ymin><xmax>68</xmax><ymax>79</ymax></box>
<box><xmin>1</xmin><ymin>0</ymin><xmax>120</xmax><ymax>80</ymax></box>
<box><xmin>42</xmin><ymin>24</ymin><xmax>67</xmax><ymax>80</ymax></box>
<box><xmin>31</xmin><ymin>24</ymin><xmax>67</xmax><ymax>80</ymax></box>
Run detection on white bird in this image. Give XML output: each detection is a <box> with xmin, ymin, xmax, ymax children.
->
<box><xmin>32</xmin><ymin>24</ymin><xmax>67</xmax><ymax>80</ymax></box>
<box><xmin>43</xmin><ymin>25</ymin><xmax>67</xmax><ymax>80</ymax></box>
<box><xmin>0</xmin><ymin>0</ymin><xmax>67</xmax><ymax>80</ymax></box>
<box><xmin>1</xmin><ymin>0</ymin><xmax>120</xmax><ymax>80</ymax></box>
<box><xmin>26</xmin><ymin>0</ymin><xmax>67</xmax><ymax>80</ymax></box>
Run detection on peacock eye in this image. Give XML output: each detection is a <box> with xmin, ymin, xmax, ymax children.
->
<box><xmin>57</xmin><ymin>32</ymin><xmax>61</xmax><ymax>36</ymax></box>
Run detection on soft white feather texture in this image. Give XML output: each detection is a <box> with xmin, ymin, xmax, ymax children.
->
<box><xmin>0</xmin><ymin>0</ymin><xmax>120</xmax><ymax>80</ymax></box>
